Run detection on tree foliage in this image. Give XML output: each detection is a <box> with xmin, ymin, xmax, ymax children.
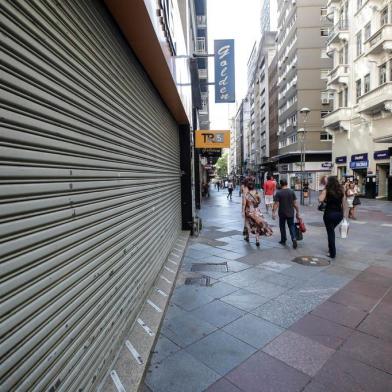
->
<box><xmin>215</xmin><ymin>152</ymin><xmax>228</xmax><ymax>178</ymax></box>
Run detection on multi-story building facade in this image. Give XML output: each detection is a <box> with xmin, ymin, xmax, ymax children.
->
<box><xmin>261</xmin><ymin>0</ymin><xmax>278</xmax><ymax>33</ymax></box>
<box><xmin>247</xmin><ymin>32</ymin><xmax>277</xmax><ymax>184</ymax></box>
<box><xmin>194</xmin><ymin>0</ymin><xmax>210</xmax><ymax>130</ymax></box>
<box><xmin>324</xmin><ymin>0</ymin><xmax>392</xmax><ymax>199</ymax></box>
<box><xmin>267</xmin><ymin>52</ymin><xmax>280</xmax><ymax>175</ymax></box>
<box><xmin>277</xmin><ymin>0</ymin><xmax>334</xmax><ymax>190</ymax></box>
<box><xmin>233</xmin><ymin>98</ymin><xmax>251</xmax><ymax>175</ymax></box>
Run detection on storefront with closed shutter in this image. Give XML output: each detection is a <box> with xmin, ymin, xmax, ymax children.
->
<box><xmin>0</xmin><ymin>0</ymin><xmax>194</xmax><ymax>390</ymax></box>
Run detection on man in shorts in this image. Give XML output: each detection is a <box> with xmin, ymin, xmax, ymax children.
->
<box><xmin>263</xmin><ymin>175</ymin><xmax>276</xmax><ymax>213</ymax></box>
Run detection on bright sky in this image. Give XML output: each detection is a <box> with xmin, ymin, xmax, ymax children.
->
<box><xmin>207</xmin><ymin>0</ymin><xmax>261</xmax><ymax>130</ymax></box>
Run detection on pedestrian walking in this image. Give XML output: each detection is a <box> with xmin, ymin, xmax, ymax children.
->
<box><xmin>241</xmin><ymin>178</ymin><xmax>250</xmax><ymax>237</ymax></box>
<box><xmin>217</xmin><ymin>181</ymin><xmax>221</xmax><ymax>192</ymax></box>
<box><xmin>227</xmin><ymin>180</ymin><xmax>234</xmax><ymax>200</ymax></box>
<box><xmin>345</xmin><ymin>182</ymin><xmax>357</xmax><ymax>219</ymax></box>
<box><xmin>243</xmin><ymin>179</ymin><xmax>273</xmax><ymax>246</ymax></box>
<box><xmin>319</xmin><ymin>176</ymin><xmax>347</xmax><ymax>258</ymax></box>
<box><xmin>263</xmin><ymin>175</ymin><xmax>276</xmax><ymax>213</ymax></box>
<box><xmin>272</xmin><ymin>179</ymin><xmax>300</xmax><ymax>249</ymax></box>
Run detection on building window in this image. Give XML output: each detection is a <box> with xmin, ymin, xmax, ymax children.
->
<box><xmin>344</xmin><ymin>43</ymin><xmax>349</xmax><ymax>64</ymax></box>
<box><xmin>381</xmin><ymin>7</ymin><xmax>388</xmax><ymax>26</ymax></box>
<box><xmin>364</xmin><ymin>74</ymin><xmax>370</xmax><ymax>93</ymax></box>
<box><xmin>379</xmin><ymin>63</ymin><xmax>387</xmax><ymax>85</ymax></box>
<box><xmin>320</xmin><ymin>132</ymin><xmax>333</xmax><ymax>141</ymax></box>
<box><xmin>321</xmin><ymin>7</ymin><xmax>327</xmax><ymax>17</ymax></box>
<box><xmin>338</xmin><ymin>49</ymin><xmax>344</xmax><ymax>64</ymax></box>
<box><xmin>356</xmin><ymin>79</ymin><xmax>362</xmax><ymax>102</ymax></box>
<box><xmin>338</xmin><ymin>91</ymin><xmax>343</xmax><ymax>107</ymax></box>
<box><xmin>320</xmin><ymin>28</ymin><xmax>329</xmax><ymax>36</ymax></box>
<box><xmin>321</xmin><ymin>49</ymin><xmax>328</xmax><ymax>58</ymax></box>
<box><xmin>321</xmin><ymin>110</ymin><xmax>331</xmax><ymax>118</ymax></box>
<box><xmin>344</xmin><ymin>87</ymin><xmax>348</xmax><ymax>107</ymax></box>
<box><xmin>364</xmin><ymin>23</ymin><xmax>371</xmax><ymax>41</ymax></box>
<box><xmin>357</xmin><ymin>0</ymin><xmax>362</xmax><ymax>11</ymax></box>
<box><xmin>356</xmin><ymin>31</ymin><xmax>362</xmax><ymax>57</ymax></box>
<box><xmin>390</xmin><ymin>59</ymin><xmax>392</xmax><ymax>82</ymax></box>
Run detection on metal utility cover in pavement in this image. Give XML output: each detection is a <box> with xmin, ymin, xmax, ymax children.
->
<box><xmin>292</xmin><ymin>256</ymin><xmax>330</xmax><ymax>266</ymax></box>
<box><xmin>191</xmin><ymin>262</ymin><xmax>229</xmax><ymax>272</ymax></box>
<box><xmin>184</xmin><ymin>275</ymin><xmax>211</xmax><ymax>286</ymax></box>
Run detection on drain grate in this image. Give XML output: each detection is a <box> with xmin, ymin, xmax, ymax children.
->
<box><xmin>292</xmin><ymin>256</ymin><xmax>330</xmax><ymax>266</ymax></box>
<box><xmin>184</xmin><ymin>275</ymin><xmax>211</xmax><ymax>286</ymax></box>
<box><xmin>191</xmin><ymin>262</ymin><xmax>229</xmax><ymax>272</ymax></box>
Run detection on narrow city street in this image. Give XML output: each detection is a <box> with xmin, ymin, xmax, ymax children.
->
<box><xmin>144</xmin><ymin>186</ymin><xmax>392</xmax><ymax>392</ymax></box>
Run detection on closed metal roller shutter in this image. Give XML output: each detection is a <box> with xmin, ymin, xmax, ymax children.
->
<box><xmin>0</xmin><ymin>0</ymin><xmax>182</xmax><ymax>390</ymax></box>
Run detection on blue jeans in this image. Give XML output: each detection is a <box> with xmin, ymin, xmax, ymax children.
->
<box><xmin>323</xmin><ymin>211</ymin><xmax>343</xmax><ymax>258</ymax></box>
<box><xmin>279</xmin><ymin>216</ymin><xmax>296</xmax><ymax>243</ymax></box>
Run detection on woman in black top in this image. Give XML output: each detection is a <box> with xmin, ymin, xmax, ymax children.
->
<box><xmin>319</xmin><ymin>176</ymin><xmax>347</xmax><ymax>258</ymax></box>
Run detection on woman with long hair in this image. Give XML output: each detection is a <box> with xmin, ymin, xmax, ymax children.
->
<box><xmin>319</xmin><ymin>176</ymin><xmax>347</xmax><ymax>258</ymax></box>
<box><xmin>244</xmin><ymin>180</ymin><xmax>273</xmax><ymax>246</ymax></box>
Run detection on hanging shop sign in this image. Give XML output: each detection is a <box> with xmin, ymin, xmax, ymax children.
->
<box><xmin>374</xmin><ymin>150</ymin><xmax>390</xmax><ymax>160</ymax></box>
<box><xmin>214</xmin><ymin>39</ymin><xmax>235</xmax><ymax>103</ymax></box>
<box><xmin>350</xmin><ymin>153</ymin><xmax>368</xmax><ymax>169</ymax></box>
<box><xmin>351</xmin><ymin>153</ymin><xmax>368</xmax><ymax>161</ymax></box>
<box><xmin>350</xmin><ymin>160</ymin><xmax>368</xmax><ymax>169</ymax></box>
<box><xmin>195</xmin><ymin>130</ymin><xmax>230</xmax><ymax>148</ymax></box>
<box><xmin>198</xmin><ymin>148</ymin><xmax>222</xmax><ymax>158</ymax></box>
<box><xmin>335</xmin><ymin>156</ymin><xmax>347</xmax><ymax>164</ymax></box>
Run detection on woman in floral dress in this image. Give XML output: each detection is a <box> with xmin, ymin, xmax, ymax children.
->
<box><xmin>244</xmin><ymin>180</ymin><xmax>273</xmax><ymax>246</ymax></box>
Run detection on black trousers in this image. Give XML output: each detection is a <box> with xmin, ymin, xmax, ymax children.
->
<box><xmin>323</xmin><ymin>211</ymin><xmax>343</xmax><ymax>258</ymax></box>
<box><xmin>279</xmin><ymin>216</ymin><xmax>296</xmax><ymax>243</ymax></box>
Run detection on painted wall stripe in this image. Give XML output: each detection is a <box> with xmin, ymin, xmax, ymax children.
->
<box><xmin>160</xmin><ymin>275</ymin><xmax>172</xmax><ymax>284</ymax></box>
<box><xmin>110</xmin><ymin>371</ymin><xmax>126</xmax><ymax>392</ymax></box>
<box><xmin>137</xmin><ymin>318</ymin><xmax>155</xmax><ymax>336</ymax></box>
<box><xmin>156</xmin><ymin>288</ymin><xmax>168</xmax><ymax>297</ymax></box>
<box><xmin>147</xmin><ymin>299</ymin><xmax>162</xmax><ymax>312</ymax></box>
<box><xmin>125</xmin><ymin>340</ymin><xmax>143</xmax><ymax>365</ymax></box>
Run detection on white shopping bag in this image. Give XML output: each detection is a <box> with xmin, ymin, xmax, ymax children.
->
<box><xmin>340</xmin><ymin>218</ymin><xmax>349</xmax><ymax>239</ymax></box>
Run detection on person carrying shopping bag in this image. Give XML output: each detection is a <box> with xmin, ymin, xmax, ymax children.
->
<box><xmin>318</xmin><ymin>176</ymin><xmax>348</xmax><ymax>259</ymax></box>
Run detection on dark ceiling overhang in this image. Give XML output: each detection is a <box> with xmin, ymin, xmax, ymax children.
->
<box><xmin>105</xmin><ymin>0</ymin><xmax>189</xmax><ymax>124</ymax></box>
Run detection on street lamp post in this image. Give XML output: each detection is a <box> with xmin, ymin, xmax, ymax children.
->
<box><xmin>299</xmin><ymin>107</ymin><xmax>310</xmax><ymax>205</ymax></box>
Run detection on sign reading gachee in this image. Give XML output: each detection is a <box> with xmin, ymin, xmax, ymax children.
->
<box><xmin>195</xmin><ymin>130</ymin><xmax>230</xmax><ymax>148</ymax></box>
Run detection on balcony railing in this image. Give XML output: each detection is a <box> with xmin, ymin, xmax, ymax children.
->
<box><xmin>327</xmin><ymin>18</ymin><xmax>349</xmax><ymax>44</ymax></box>
<box><xmin>196</xmin><ymin>15</ymin><xmax>207</xmax><ymax>27</ymax></box>
<box><xmin>323</xmin><ymin>107</ymin><xmax>351</xmax><ymax>129</ymax></box>
<box><xmin>365</xmin><ymin>25</ymin><xmax>392</xmax><ymax>57</ymax></box>
<box><xmin>358</xmin><ymin>82</ymin><xmax>392</xmax><ymax>114</ymax></box>
<box><xmin>327</xmin><ymin>64</ymin><xmax>349</xmax><ymax>86</ymax></box>
<box><xmin>195</xmin><ymin>37</ymin><xmax>206</xmax><ymax>54</ymax></box>
<box><xmin>198</xmin><ymin>68</ymin><xmax>207</xmax><ymax>79</ymax></box>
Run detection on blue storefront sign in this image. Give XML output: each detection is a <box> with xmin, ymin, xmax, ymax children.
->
<box><xmin>350</xmin><ymin>153</ymin><xmax>368</xmax><ymax>169</ymax></box>
<box><xmin>351</xmin><ymin>153</ymin><xmax>368</xmax><ymax>162</ymax></box>
<box><xmin>350</xmin><ymin>160</ymin><xmax>368</xmax><ymax>169</ymax></box>
<box><xmin>374</xmin><ymin>150</ymin><xmax>390</xmax><ymax>160</ymax></box>
<box><xmin>214</xmin><ymin>39</ymin><xmax>235</xmax><ymax>103</ymax></box>
<box><xmin>335</xmin><ymin>156</ymin><xmax>347</xmax><ymax>164</ymax></box>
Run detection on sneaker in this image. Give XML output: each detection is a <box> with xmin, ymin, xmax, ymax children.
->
<box><xmin>293</xmin><ymin>240</ymin><xmax>298</xmax><ymax>249</ymax></box>
<box><xmin>256</xmin><ymin>241</ymin><xmax>260</xmax><ymax>247</ymax></box>
<box><xmin>279</xmin><ymin>240</ymin><xmax>286</xmax><ymax>245</ymax></box>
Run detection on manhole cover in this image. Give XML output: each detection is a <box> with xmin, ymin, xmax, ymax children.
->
<box><xmin>191</xmin><ymin>262</ymin><xmax>229</xmax><ymax>272</ymax></box>
<box><xmin>184</xmin><ymin>275</ymin><xmax>211</xmax><ymax>286</ymax></box>
<box><xmin>292</xmin><ymin>256</ymin><xmax>330</xmax><ymax>266</ymax></box>
<box><xmin>307</xmin><ymin>222</ymin><xmax>325</xmax><ymax>227</ymax></box>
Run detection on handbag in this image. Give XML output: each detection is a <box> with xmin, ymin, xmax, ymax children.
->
<box><xmin>295</xmin><ymin>222</ymin><xmax>303</xmax><ymax>240</ymax></box>
<box><xmin>353</xmin><ymin>196</ymin><xmax>361</xmax><ymax>206</ymax></box>
<box><xmin>298</xmin><ymin>218</ymin><xmax>306</xmax><ymax>233</ymax></box>
<box><xmin>340</xmin><ymin>218</ymin><xmax>349</xmax><ymax>239</ymax></box>
<box><xmin>318</xmin><ymin>202</ymin><xmax>326</xmax><ymax>211</ymax></box>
